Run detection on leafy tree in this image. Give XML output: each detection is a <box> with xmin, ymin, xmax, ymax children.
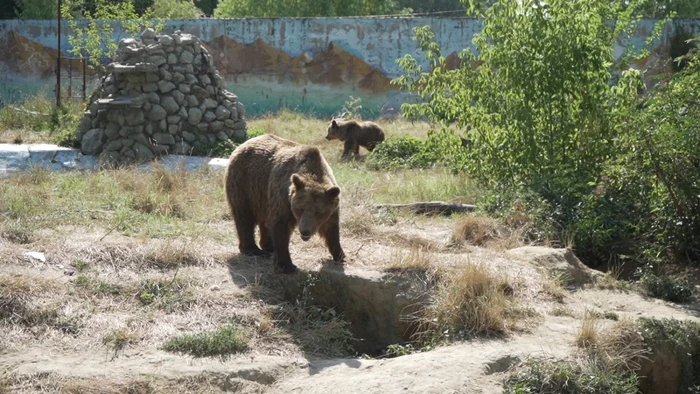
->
<box><xmin>15</xmin><ymin>0</ymin><xmax>56</xmax><ymax>19</ymax></box>
<box><xmin>61</xmin><ymin>0</ymin><xmax>164</xmax><ymax>73</ymax></box>
<box><xmin>194</xmin><ymin>0</ymin><xmax>218</xmax><ymax>16</ymax></box>
<box><xmin>214</xmin><ymin>0</ymin><xmax>398</xmax><ymax>17</ymax></box>
<box><xmin>638</xmin><ymin>0</ymin><xmax>700</xmax><ymax>18</ymax></box>
<box><xmin>151</xmin><ymin>0</ymin><xmax>202</xmax><ymax>18</ymax></box>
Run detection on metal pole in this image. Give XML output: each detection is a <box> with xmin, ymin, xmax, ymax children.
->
<box><xmin>83</xmin><ymin>58</ymin><xmax>87</xmax><ymax>101</ymax></box>
<box><xmin>56</xmin><ymin>0</ymin><xmax>62</xmax><ymax>107</ymax></box>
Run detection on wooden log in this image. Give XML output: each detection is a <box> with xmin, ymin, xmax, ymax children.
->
<box><xmin>373</xmin><ymin>201</ymin><xmax>477</xmax><ymax>216</ymax></box>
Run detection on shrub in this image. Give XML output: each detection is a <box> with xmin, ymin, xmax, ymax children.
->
<box><xmin>162</xmin><ymin>324</ymin><xmax>249</xmax><ymax>357</ymax></box>
<box><xmin>638</xmin><ymin>269</ymin><xmax>693</xmax><ymax>303</ymax></box>
<box><xmin>366</xmin><ymin>136</ymin><xmax>436</xmax><ymax>170</ymax></box>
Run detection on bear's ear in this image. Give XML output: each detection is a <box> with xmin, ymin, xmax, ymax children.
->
<box><xmin>326</xmin><ymin>186</ymin><xmax>340</xmax><ymax>199</ymax></box>
<box><xmin>331</xmin><ymin>120</ymin><xmax>338</xmax><ymax>128</ymax></box>
<box><xmin>291</xmin><ymin>174</ymin><xmax>305</xmax><ymax>190</ymax></box>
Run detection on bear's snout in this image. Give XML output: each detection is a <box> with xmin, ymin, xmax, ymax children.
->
<box><xmin>325</xmin><ymin>135</ymin><xmax>331</xmax><ymax>140</ymax></box>
<box><xmin>300</xmin><ymin>231</ymin><xmax>312</xmax><ymax>241</ymax></box>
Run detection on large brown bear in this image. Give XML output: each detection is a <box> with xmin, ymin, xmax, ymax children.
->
<box><xmin>325</xmin><ymin>119</ymin><xmax>386</xmax><ymax>159</ymax></box>
<box><xmin>224</xmin><ymin>133</ymin><xmax>345</xmax><ymax>273</ymax></box>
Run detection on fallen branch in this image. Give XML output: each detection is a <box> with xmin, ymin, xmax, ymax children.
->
<box><xmin>373</xmin><ymin>201</ymin><xmax>477</xmax><ymax>216</ymax></box>
<box><xmin>8</xmin><ymin>105</ymin><xmax>50</xmax><ymax>118</ymax></box>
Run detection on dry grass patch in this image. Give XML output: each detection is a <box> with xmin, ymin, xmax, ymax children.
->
<box><xmin>414</xmin><ymin>263</ymin><xmax>520</xmax><ymax>343</ymax></box>
<box><xmin>102</xmin><ymin>328</ymin><xmax>141</xmax><ymax>360</ymax></box>
<box><xmin>576</xmin><ymin>310</ymin><xmax>600</xmax><ymax>348</ymax></box>
<box><xmin>451</xmin><ymin>214</ymin><xmax>527</xmax><ymax>250</ymax></box>
<box><xmin>162</xmin><ymin>323</ymin><xmax>250</xmax><ymax>358</ymax></box>
<box><xmin>550</xmin><ymin>306</ymin><xmax>575</xmax><ymax>317</ymax></box>
<box><xmin>540</xmin><ymin>272</ymin><xmax>568</xmax><ymax>303</ymax></box>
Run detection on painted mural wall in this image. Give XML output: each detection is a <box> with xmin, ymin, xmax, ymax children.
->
<box><xmin>0</xmin><ymin>17</ymin><xmax>699</xmax><ymax>118</ymax></box>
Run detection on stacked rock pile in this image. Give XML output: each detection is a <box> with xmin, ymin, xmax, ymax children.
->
<box><xmin>77</xmin><ymin>28</ymin><xmax>247</xmax><ymax>165</ymax></box>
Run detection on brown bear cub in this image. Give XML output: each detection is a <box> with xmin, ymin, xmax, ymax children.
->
<box><xmin>224</xmin><ymin>133</ymin><xmax>345</xmax><ymax>274</ymax></box>
<box><xmin>325</xmin><ymin>119</ymin><xmax>385</xmax><ymax>159</ymax></box>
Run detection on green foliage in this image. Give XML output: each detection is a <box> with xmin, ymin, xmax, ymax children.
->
<box><xmin>393</xmin><ymin>0</ymin><xmax>700</xmax><ymax>268</ymax></box>
<box><xmin>383</xmin><ymin>343</ymin><xmax>417</xmax><ymax>358</ymax></box>
<box><xmin>365</xmin><ymin>135</ymin><xmax>437</xmax><ymax>170</ymax></box>
<box><xmin>162</xmin><ymin>324</ymin><xmax>250</xmax><ymax>358</ymax></box>
<box><xmin>637</xmin><ymin>0</ymin><xmax>700</xmax><ymax>18</ymax></box>
<box><xmin>639</xmin><ymin>318</ymin><xmax>700</xmax><ymax>391</ymax></box>
<box><xmin>15</xmin><ymin>0</ymin><xmax>56</xmax><ymax>19</ymax></box>
<box><xmin>191</xmin><ymin>128</ymin><xmax>266</xmax><ymax>157</ymax></box>
<box><xmin>61</xmin><ymin>0</ymin><xmax>164</xmax><ymax>73</ymax></box>
<box><xmin>136</xmin><ymin>278</ymin><xmax>195</xmax><ymax>311</ymax></box>
<box><xmin>341</xmin><ymin>96</ymin><xmax>363</xmax><ymax>120</ymax></box>
<box><xmin>74</xmin><ymin>274</ymin><xmax>124</xmax><ymax>295</ymax></box>
<box><xmin>214</xmin><ymin>0</ymin><xmax>398</xmax><ymax>17</ymax></box>
<box><xmin>151</xmin><ymin>0</ymin><xmax>202</xmax><ymax>18</ymax></box>
<box><xmin>638</xmin><ymin>269</ymin><xmax>693</xmax><ymax>303</ymax></box>
<box><xmin>504</xmin><ymin>360</ymin><xmax>639</xmax><ymax>394</ymax></box>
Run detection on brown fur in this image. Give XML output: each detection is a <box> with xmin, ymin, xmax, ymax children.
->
<box><xmin>325</xmin><ymin>119</ymin><xmax>386</xmax><ymax>159</ymax></box>
<box><xmin>224</xmin><ymin>133</ymin><xmax>345</xmax><ymax>273</ymax></box>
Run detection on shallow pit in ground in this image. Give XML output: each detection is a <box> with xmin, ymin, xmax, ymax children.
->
<box><xmin>274</xmin><ymin>266</ymin><xmax>429</xmax><ymax>356</ymax></box>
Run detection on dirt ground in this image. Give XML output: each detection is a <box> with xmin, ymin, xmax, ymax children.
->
<box><xmin>2</xmin><ymin>201</ymin><xmax>699</xmax><ymax>394</ymax></box>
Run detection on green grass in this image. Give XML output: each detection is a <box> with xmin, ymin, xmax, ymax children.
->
<box><xmin>162</xmin><ymin>324</ymin><xmax>250</xmax><ymax>358</ymax></box>
<box><xmin>504</xmin><ymin>359</ymin><xmax>639</xmax><ymax>394</ymax></box>
<box><xmin>73</xmin><ymin>274</ymin><xmax>124</xmax><ymax>296</ymax></box>
<box><xmin>136</xmin><ymin>277</ymin><xmax>196</xmax><ymax>312</ymax></box>
<box><xmin>638</xmin><ymin>271</ymin><xmax>694</xmax><ymax>304</ymax></box>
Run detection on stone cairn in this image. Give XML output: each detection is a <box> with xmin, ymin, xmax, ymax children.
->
<box><xmin>77</xmin><ymin>28</ymin><xmax>247</xmax><ymax>166</ymax></box>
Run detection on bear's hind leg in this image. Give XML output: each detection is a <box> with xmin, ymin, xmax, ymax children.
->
<box><xmin>259</xmin><ymin>222</ymin><xmax>275</xmax><ymax>255</ymax></box>
<box><xmin>233</xmin><ymin>205</ymin><xmax>265</xmax><ymax>256</ymax></box>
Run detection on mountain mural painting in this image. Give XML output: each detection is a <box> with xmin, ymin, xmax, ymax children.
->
<box><xmin>0</xmin><ymin>18</ymin><xmax>698</xmax><ymax>118</ymax></box>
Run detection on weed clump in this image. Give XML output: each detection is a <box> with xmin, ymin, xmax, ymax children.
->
<box><xmin>162</xmin><ymin>324</ymin><xmax>250</xmax><ymax>358</ymax></box>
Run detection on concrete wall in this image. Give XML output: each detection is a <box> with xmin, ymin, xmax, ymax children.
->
<box><xmin>0</xmin><ymin>17</ymin><xmax>698</xmax><ymax>118</ymax></box>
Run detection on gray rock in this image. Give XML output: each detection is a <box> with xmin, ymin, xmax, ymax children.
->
<box><xmin>82</xmin><ymin>128</ymin><xmax>106</xmax><ymax>155</ymax></box>
<box><xmin>186</xmin><ymin>73</ymin><xmax>198</xmax><ymax>85</ymax></box>
<box><xmin>172</xmin><ymin>65</ymin><xmax>188</xmax><ymax>74</ymax></box>
<box><xmin>142</xmin><ymin>102</ymin><xmax>152</xmax><ymax>112</ymax></box>
<box><xmin>168</xmin><ymin>124</ymin><xmax>179</xmax><ymax>134</ymax></box>
<box><xmin>215</xmin><ymin>105</ymin><xmax>231</xmax><ymax>120</ymax></box>
<box><xmin>98</xmin><ymin>151</ymin><xmax>120</xmax><ymax>167</ymax></box>
<box><xmin>121</xmin><ymin>138</ymin><xmax>134</xmax><ymax>148</ymax></box>
<box><xmin>119</xmin><ymin>126</ymin><xmax>135</xmax><ymax>138</ymax></box>
<box><xmin>199</xmin><ymin>74</ymin><xmax>211</xmax><ymax>86</ymax></box>
<box><xmin>159</xmin><ymin>119</ymin><xmax>167</xmax><ymax>131</ymax></box>
<box><xmin>157</xmin><ymin>35</ymin><xmax>173</xmax><ymax>45</ymax></box>
<box><xmin>121</xmin><ymin>147</ymin><xmax>136</xmax><ymax>160</ymax></box>
<box><xmin>127</xmin><ymin>74</ymin><xmax>146</xmax><ymax>84</ymax></box>
<box><xmin>210</xmin><ymin>121</ymin><xmax>224</xmax><ymax>132</ymax></box>
<box><xmin>178</xmin><ymin>106</ymin><xmax>188</xmax><ymax>118</ymax></box>
<box><xmin>193</xmin><ymin>41</ymin><xmax>201</xmax><ymax>54</ymax></box>
<box><xmin>167</xmin><ymin>115</ymin><xmax>181</xmax><ymax>124</ymax></box>
<box><xmin>221</xmin><ymin>99</ymin><xmax>234</xmax><ymax>110</ymax></box>
<box><xmin>178</xmin><ymin>84</ymin><xmax>191</xmax><ymax>94</ymax></box>
<box><xmin>185</xmin><ymin>95</ymin><xmax>199</xmax><ymax>107</ymax></box>
<box><xmin>205</xmin><ymin>85</ymin><xmax>215</xmax><ymax>96</ymax></box>
<box><xmin>167</xmin><ymin>53</ymin><xmax>178</xmax><ymax>64</ymax></box>
<box><xmin>104</xmin><ymin>140</ymin><xmax>123</xmax><ymax>151</ymax></box>
<box><xmin>141</xmin><ymin>28</ymin><xmax>156</xmax><ymax>40</ymax></box>
<box><xmin>180</xmin><ymin>50</ymin><xmax>194</xmax><ymax>64</ymax></box>
<box><xmin>153</xmin><ymin>133</ymin><xmax>175</xmax><ymax>145</ymax></box>
<box><xmin>132</xmin><ymin>133</ymin><xmax>150</xmax><ymax>146</ymax></box>
<box><xmin>229</xmin><ymin>107</ymin><xmax>238</xmax><ymax>120</ymax></box>
<box><xmin>125</xmin><ymin>109</ymin><xmax>145</xmax><ymax>126</ymax></box>
<box><xmin>187</xmin><ymin>108</ymin><xmax>203</xmax><ymax>125</ymax></box>
<box><xmin>148</xmin><ymin>105</ymin><xmax>167</xmax><ymax>121</ymax></box>
<box><xmin>233</xmin><ymin>120</ymin><xmax>247</xmax><ymax>130</ymax></box>
<box><xmin>198</xmin><ymin>123</ymin><xmax>209</xmax><ymax>132</ymax></box>
<box><xmin>203</xmin><ymin>111</ymin><xmax>217</xmax><ymax>123</ymax></box>
<box><xmin>184</xmin><ymin>64</ymin><xmax>194</xmax><ymax>73</ymax></box>
<box><xmin>161</xmin><ymin>96</ymin><xmax>180</xmax><ymax>115</ymax></box>
<box><xmin>146</xmin><ymin>92</ymin><xmax>160</xmax><ymax>104</ymax></box>
<box><xmin>144</xmin><ymin>123</ymin><xmax>154</xmax><ymax>136</ymax></box>
<box><xmin>181</xmin><ymin>34</ymin><xmax>195</xmax><ymax>45</ymax></box>
<box><xmin>160</xmin><ymin>68</ymin><xmax>172</xmax><ymax>81</ymax></box>
<box><xmin>206</xmin><ymin>133</ymin><xmax>217</xmax><ymax>143</ymax></box>
<box><xmin>158</xmin><ymin>80</ymin><xmax>176</xmax><ymax>93</ymax></box>
<box><xmin>192</xmin><ymin>85</ymin><xmax>210</xmax><ymax>100</ymax></box>
<box><xmin>171</xmin><ymin>90</ymin><xmax>185</xmax><ymax>105</ymax></box>
<box><xmin>216</xmin><ymin>131</ymin><xmax>228</xmax><ymax>141</ymax></box>
<box><xmin>117</xmin><ymin>113</ymin><xmax>126</xmax><ymax>126</ymax></box>
<box><xmin>203</xmin><ymin>98</ymin><xmax>218</xmax><ymax>109</ymax></box>
<box><xmin>181</xmin><ymin>131</ymin><xmax>196</xmax><ymax>143</ymax></box>
<box><xmin>235</xmin><ymin>102</ymin><xmax>246</xmax><ymax>118</ymax></box>
<box><xmin>172</xmin><ymin>72</ymin><xmax>185</xmax><ymax>84</ymax></box>
<box><xmin>231</xmin><ymin>129</ymin><xmax>247</xmax><ymax>142</ymax></box>
<box><xmin>224</xmin><ymin>119</ymin><xmax>236</xmax><ymax>128</ymax></box>
<box><xmin>142</xmin><ymin>83</ymin><xmax>159</xmax><ymax>93</ymax></box>
<box><xmin>149</xmin><ymin>55</ymin><xmax>167</xmax><ymax>66</ymax></box>
<box><xmin>133</xmin><ymin>143</ymin><xmax>154</xmax><ymax>162</ymax></box>
<box><xmin>105</xmin><ymin>123</ymin><xmax>121</xmax><ymax>139</ymax></box>
<box><xmin>172</xmin><ymin>142</ymin><xmax>192</xmax><ymax>155</ymax></box>
<box><xmin>224</xmin><ymin>91</ymin><xmax>239</xmax><ymax>102</ymax></box>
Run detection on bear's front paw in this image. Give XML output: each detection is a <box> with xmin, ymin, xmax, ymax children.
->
<box><xmin>282</xmin><ymin>263</ymin><xmax>299</xmax><ymax>274</ymax></box>
<box><xmin>333</xmin><ymin>250</ymin><xmax>345</xmax><ymax>262</ymax></box>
